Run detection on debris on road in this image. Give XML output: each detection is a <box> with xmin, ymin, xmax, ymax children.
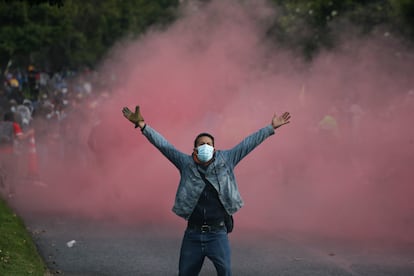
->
<box><xmin>66</xmin><ymin>240</ymin><xmax>76</xmax><ymax>248</ymax></box>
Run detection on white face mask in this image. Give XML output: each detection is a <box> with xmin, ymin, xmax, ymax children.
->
<box><xmin>197</xmin><ymin>144</ymin><xmax>214</xmax><ymax>163</ymax></box>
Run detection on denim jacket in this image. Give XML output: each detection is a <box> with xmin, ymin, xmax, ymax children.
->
<box><xmin>142</xmin><ymin>124</ymin><xmax>275</xmax><ymax>220</ymax></box>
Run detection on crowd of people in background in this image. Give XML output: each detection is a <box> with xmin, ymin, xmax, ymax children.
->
<box><xmin>0</xmin><ymin>63</ymin><xmax>117</xmax><ymax>197</ymax></box>
<box><xmin>1</xmin><ymin>61</ymin><xmax>413</xmax><ymax>199</ymax></box>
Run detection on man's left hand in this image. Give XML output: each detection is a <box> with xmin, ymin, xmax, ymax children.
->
<box><xmin>271</xmin><ymin>112</ymin><xmax>291</xmax><ymax>129</ymax></box>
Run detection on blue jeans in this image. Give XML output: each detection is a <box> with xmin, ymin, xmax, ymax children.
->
<box><xmin>179</xmin><ymin>228</ymin><xmax>231</xmax><ymax>276</ymax></box>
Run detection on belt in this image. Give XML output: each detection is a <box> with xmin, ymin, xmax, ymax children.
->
<box><xmin>187</xmin><ymin>221</ymin><xmax>226</xmax><ymax>232</ymax></box>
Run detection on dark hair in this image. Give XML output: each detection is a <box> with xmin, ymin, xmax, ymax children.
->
<box><xmin>194</xmin><ymin>132</ymin><xmax>215</xmax><ymax>148</ymax></box>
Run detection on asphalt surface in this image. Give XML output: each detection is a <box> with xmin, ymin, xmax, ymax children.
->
<box><xmin>17</xmin><ymin>213</ymin><xmax>414</xmax><ymax>276</ymax></box>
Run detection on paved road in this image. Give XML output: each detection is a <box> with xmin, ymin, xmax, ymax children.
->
<box><xmin>19</xmin><ymin>213</ymin><xmax>414</xmax><ymax>276</ymax></box>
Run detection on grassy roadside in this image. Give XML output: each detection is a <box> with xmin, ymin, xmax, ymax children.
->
<box><xmin>0</xmin><ymin>197</ymin><xmax>48</xmax><ymax>276</ymax></box>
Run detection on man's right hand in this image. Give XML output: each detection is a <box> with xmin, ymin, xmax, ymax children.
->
<box><xmin>122</xmin><ymin>106</ymin><xmax>145</xmax><ymax>129</ymax></box>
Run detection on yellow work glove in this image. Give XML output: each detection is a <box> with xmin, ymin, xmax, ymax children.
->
<box><xmin>122</xmin><ymin>105</ymin><xmax>145</xmax><ymax>128</ymax></box>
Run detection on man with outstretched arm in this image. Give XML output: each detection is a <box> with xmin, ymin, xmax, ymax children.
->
<box><xmin>122</xmin><ymin>105</ymin><xmax>291</xmax><ymax>276</ymax></box>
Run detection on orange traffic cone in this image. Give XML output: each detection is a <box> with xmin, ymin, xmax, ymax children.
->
<box><xmin>27</xmin><ymin>130</ymin><xmax>39</xmax><ymax>178</ymax></box>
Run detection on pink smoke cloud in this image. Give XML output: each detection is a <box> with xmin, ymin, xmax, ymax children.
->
<box><xmin>12</xmin><ymin>0</ymin><xmax>414</xmax><ymax>244</ymax></box>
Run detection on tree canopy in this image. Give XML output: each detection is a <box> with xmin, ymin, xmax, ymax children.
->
<box><xmin>0</xmin><ymin>0</ymin><xmax>179</xmax><ymax>71</ymax></box>
<box><xmin>269</xmin><ymin>0</ymin><xmax>414</xmax><ymax>59</ymax></box>
<box><xmin>0</xmin><ymin>0</ymin><xmax>413</xmax><ymax>71</ymax></box>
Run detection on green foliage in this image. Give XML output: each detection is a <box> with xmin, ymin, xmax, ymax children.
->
<box><xmin>0</xmin><ymin>0</ymin><xmax>413</xmax><ymax>69</ymax></box>
<box><xmin>0</xmin><ymin>198</ymin><xmax>47</xmax><ymax>275</ymax></box>
<box><xmin>269</xmin><ymin>0</ymin><xmax>413</xmax><ymax>60</ymax></box>
<box><xmin>389</xmin><ymin>0</ymin><xmax>414</xmax><ymax>37</ymax></box>
<box><xmin>0</xmin><ymin>0</ymin><xmax>179</xmax><ymax>70</ymax></box>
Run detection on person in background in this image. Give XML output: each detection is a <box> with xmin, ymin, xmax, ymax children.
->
<box><xmin>0</xmin><ymin>111</ymin><xmax>33</xmax><ymax>197</ymax></box>
<box><xmin>122</xmin><ymin>105</ymin><xmax>291</xmax><ymax>276</ymax></box>
<box><xmin>27</xmin><ymin>65</ymin><xmax>40</xmax><ymax>102</ymax></box>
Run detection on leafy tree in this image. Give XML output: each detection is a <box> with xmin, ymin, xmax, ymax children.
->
<box><xmin>0</xmin><ymin>0</ymin><xmax>179</xmax><ymax>71</ymax></box>
<box><xmin>389</xmin><ymin>0</ymin><xmax>414</xmax><ymax>38</ymax></box>
<box><xmin>268</xmin><ymin>0</ymin><xmax>412</xmax><ymax>60</ymax></box>
<box><xmin>1</xmin><ymin>0</ymin><xmax>413</xmax><ymax>70</ymax></box>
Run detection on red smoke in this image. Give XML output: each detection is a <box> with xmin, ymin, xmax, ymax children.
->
<box><xmin>12</xmin><ymin>0</ymin><xmax>414</xmax><ymax>244</ymax></box>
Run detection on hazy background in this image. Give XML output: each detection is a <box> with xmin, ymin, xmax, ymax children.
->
<box><xmin>13</xmin><ymin>0</ymin><xmax>414</xmax><ymax>245</ymax></box>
